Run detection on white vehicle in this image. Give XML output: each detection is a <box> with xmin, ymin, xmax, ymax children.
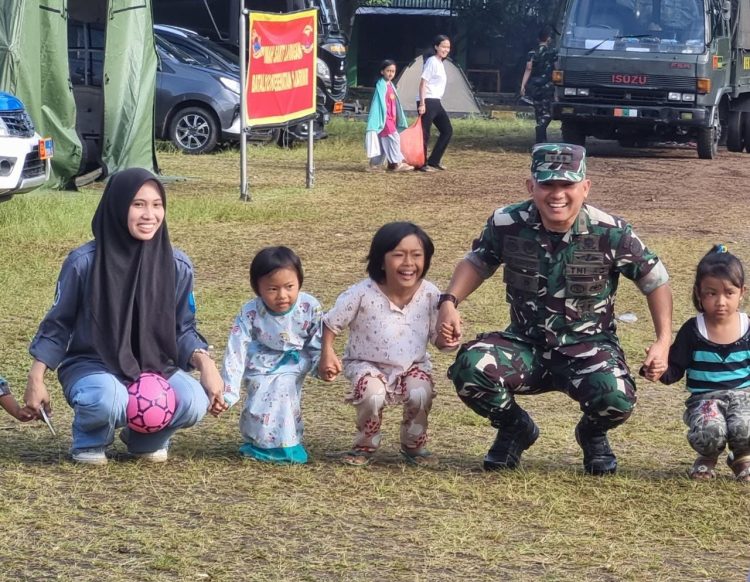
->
<box><xmin>0</xmin><ymin>92</ymin><xmax>52</xmax><ymax>200</ymax></box>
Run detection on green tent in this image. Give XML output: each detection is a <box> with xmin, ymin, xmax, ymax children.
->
<box><xmin>0</xmin><ymin>0</ymin><xmax>158</xmax><ymax>188</ymax></box>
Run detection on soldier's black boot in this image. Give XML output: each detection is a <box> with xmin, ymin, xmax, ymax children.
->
<box><xmin>575</xmin><ymin>416</ymin><xmax>618</xmax><ymax>476</ymax></box>
<box><xmin>484</xmin><ymin>405</ymin><xmax>539</xmax><ymax>471</ymax></box>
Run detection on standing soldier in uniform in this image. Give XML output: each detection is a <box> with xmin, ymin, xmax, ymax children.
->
<box><xmin>520</xmin><ymin>28</ymin><xmax>557</xmax><ymax>144</ymax></box>
<box><xmin>436</xmin><ymin>143</ymin><xmax>673</xmax><ymax>475</ymax></box>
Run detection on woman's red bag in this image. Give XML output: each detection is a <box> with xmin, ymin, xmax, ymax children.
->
<box><xmin>400</xmin><ymin>116</ymin><xmax>425</xmax><ymax>168</ymax></box>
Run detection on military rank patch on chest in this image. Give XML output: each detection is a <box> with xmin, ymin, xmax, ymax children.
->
<box><xmin>572</xmin><ymin>251</ymin><xmax>605</xmax><ymax>264</ymax></box>
<box><xmin>504</xmin><ymin>235</ymin><xmax>541</xmax><ymax>273</ymax></box>
<box><xmin>566</xmin><ymin>264</ymin><xmax>608</xmax><ymax>276</ymax></box>
<box><xmin>566</xmin><ymin>279</ymin><xmax>606</xmax><ymax>296</ymax></box>
<box><xmin>504</xmin><ymin>235</ymin><xmax>538</xmax><ymax>257</ymax></box>
<box><xmin>503</xmin><ymin>267</ymin><xmax>539</xmax><ymax>292</ymax></box>
<box><xmin>578</xmin><ymin>235</ymin><xmax>600</xmax><ymax>251</ymax></box>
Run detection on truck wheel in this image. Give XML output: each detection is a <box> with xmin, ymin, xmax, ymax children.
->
<box><xmin>169</xmin><ymin>106</ymin><xmax>219</xmax><ymax>154</ymax></box>
<box><xmin>561</xmin><ymin>121</ymin><xmax>586</xmax><ymax>147</ymax></box>
<box><xmin>726</xmin><ymin>110</ymin><xmax>744</xmax><ymax>152</ymax></box>
<box><xmin>696</xmin><ymin>118</ymin><xmax>719</xmax><ymax>159</ymax></box>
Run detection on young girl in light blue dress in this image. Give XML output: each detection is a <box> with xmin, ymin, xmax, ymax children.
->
<box><xmin>221</xmin><ymin>247</ymin><xmax>322</xmax><ymax>464</ymax></box>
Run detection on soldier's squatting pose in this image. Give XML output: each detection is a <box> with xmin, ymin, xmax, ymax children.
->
<box><xmin>435</xmin><ymin>143</ymin><xmax>673</xmax><ymax>475</ymax></box>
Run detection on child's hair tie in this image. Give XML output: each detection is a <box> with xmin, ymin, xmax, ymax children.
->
<box><xmin>714</xmin><ymin>244</ymin><xmax>728</xmax><ymax>254</ymax></box>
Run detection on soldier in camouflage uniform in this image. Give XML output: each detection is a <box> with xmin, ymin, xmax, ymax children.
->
<box><xmin>436</xmin><ymin>143</ymin><xmax>673</xmax><ymax>475</ymax></box>
<box><xmin>521</xmin><ymin>28</ymin><xmax>557</xmax><ymax>144</ymax></box>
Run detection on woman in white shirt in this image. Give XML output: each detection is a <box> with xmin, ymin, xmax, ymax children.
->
<box><xmin>417</xmin><ymin>34</ymin><xmax>453</xmax><ymax>172</ymax></box>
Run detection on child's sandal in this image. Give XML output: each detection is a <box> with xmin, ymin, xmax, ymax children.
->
<box><xmin>400</xmin><ymin>448</ymin><xmax>439</xmax><ymax>467</ymax></box>
<box><xmin>730</xmin><ymin>454</ymin><xmax>750</xmax><ymax>483</ymax></box>
<box><xmin>341</xmin><ymin>450</ymin><xmax>372</xmax><ymax>467</ymax></box>
<box><xmin>688</xmin><ymin>457</ymin><xmax>717</xmax><ymax>480</ymax></box>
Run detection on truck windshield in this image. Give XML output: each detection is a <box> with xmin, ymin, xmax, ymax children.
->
<box><xmin>561</xmin><ymin>0</ymin><xmax>706</xmax><ymax>54</ymax></box>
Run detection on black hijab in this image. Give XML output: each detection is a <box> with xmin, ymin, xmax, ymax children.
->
<box><xmin>90</xmin><ymin>168</ymin><xmax>178</xmax><ymax>382</ymax></box>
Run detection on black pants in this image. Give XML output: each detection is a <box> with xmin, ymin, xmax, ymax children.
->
<box><xmin>420</xmin><ymin>98</ymin><xmax>453</xmax><ymax>167</ymax></box>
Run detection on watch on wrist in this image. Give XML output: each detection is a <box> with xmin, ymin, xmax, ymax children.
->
<box><xmin>438</xmin><ymin>293</ymin><xmax>459</xmax><ymax>308</ymax></box>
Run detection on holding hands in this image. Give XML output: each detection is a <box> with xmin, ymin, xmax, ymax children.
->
<box><xmin>1</xmin><ymin>381</ymin><xmax>36</xmax><ymax>421</ymax></box>
<box><xmin>203</xmin><ymin>370</ymin><xmax>229</xmax><ymax>417</ymax></box>
<box><xmin>318</xmin><ymin>347</ymin><xmax>342</xmax><ymax>382</ymax></box>
<box><xmin>640</xmin><ymin>340</ymin><xmax>670</xmax><ymax>382</ymax></box>
<box><xmin>23</xmin><ymin>360</ymin><xmax>52</xmax><ymax>421</ymax></box>
<box><xmin>191</xmin><ymin>350</ymin><xmax>228</xmax><ymax>417</ymax></box>
<box><xmin>319</xmin><ymin>325</ymin><xmax>343</xmax><ymax>382</ymax></box>
<box><xmin>436</xmin><ymin>301</ymin><xmax>462</xmax><ymax>351</ymax></box>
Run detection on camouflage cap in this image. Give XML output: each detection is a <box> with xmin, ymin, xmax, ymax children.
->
<box><xmin>530</xmin><ymin>143</ymin><xmax>587</xmax><ymax>183</ymax></box>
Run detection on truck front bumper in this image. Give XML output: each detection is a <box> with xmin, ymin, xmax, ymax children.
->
<box><xmin>552</xmin><ymin>101</ymin><xmax>710</xmax><ymax>127</ymax></box>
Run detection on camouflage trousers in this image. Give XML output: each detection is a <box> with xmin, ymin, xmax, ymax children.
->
<box><xmin>533</xmin><ymin>96</ymin><xmax>552</xmax><ymax>144</ymax></box>
<box><xmin>684</xmin><ymin>390</ymin><xmax>750</xmax><ymax>459</ymax></box>
<box><xmin>529</xmin><ymin>79</ymin><xmax>554</xmax><ymax>143</ymax></box>
<box><xmin>448</xmin><ymin>332</ymin><xmax>637</xmax><ymax>427</ymax></box>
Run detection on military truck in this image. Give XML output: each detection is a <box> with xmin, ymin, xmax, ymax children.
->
<box><xmin>552</xmin><ymin>0</ymin><xmax>750</xmax><ymax>158</ymax></box>
<box><xmin>152</xmin><ymin>0</ymin><xmax>348</xmax><ymax>144</ymax></box>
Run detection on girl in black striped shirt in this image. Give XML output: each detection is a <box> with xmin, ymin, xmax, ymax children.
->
<box><xmin>659</xmin><ymin>246</ymin><xmax>750</xmax><ymax>481</ymax></box>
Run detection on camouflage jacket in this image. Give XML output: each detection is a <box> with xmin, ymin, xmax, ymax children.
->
<box><xmin>466</xmin><ymin>200</ymin><xmax>669</xmax><ymax>350</ymax></box>
<box><xmin>528</xmin><ymin>43</ymin><xmax>557</xmax><ymax>80</ymax></box>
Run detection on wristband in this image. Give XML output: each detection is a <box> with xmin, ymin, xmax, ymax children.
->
<box><xmin>438</xmin><ymin>293</ymin><xmax>459</xmax><ymax>308</ymax></box>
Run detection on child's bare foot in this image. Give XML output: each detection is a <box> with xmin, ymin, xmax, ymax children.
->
<box><xmin>688</xmin><ymin>456</ymin><xmax>717</xmax><ymax>480</ymax></box>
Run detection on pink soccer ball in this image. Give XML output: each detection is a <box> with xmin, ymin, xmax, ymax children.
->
<box><xmin>126</xmin><ymin>373</ymin><xmax>177</xmax><ymax>433</ymax></box>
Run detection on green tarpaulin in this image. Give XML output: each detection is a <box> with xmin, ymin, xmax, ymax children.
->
<box><xmin>0</xmin><ymin>0</ymin><xmax>158</xmax><ymax>188</ymax></box>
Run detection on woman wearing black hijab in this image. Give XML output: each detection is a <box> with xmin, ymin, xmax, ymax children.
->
<box><xmin>25</xmin><ymin>168</ymin><xmax>226</xmax><ymax>464</ymax></box>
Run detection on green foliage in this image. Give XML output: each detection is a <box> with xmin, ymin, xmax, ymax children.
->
<box><xmin>453</xmin><ymin>0</ymin><xmax>559</xmax><ymax>89</ymax></box>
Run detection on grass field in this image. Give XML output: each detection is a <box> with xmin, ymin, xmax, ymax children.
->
<box><xmin>0</xmin><ymin>117</ymin><xmax>749</xmax><ymax>581</ymax></box>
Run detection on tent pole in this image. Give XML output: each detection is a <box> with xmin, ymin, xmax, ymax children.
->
<box><xmin>239</xmin><ymin>7</ymin><xmax>250</xmax><ymax>201</ymax></box>
<box><xmin>306</xmin><ymin>119</ymin><xmax>314</xmax><ymax>188</ymax></box>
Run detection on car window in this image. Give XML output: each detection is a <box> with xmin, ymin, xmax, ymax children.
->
<box><xmin>194</xmin><ymin>36</ymin><xmax>239</xmax><ymax>65</ymax></box>
<box><xmin>166</xmin><ymin>38</ymin><xmax>213</xmax><ymax>67</ymax></box>
<box><xmin>155</xmin><ymin>36</ymin><xmax>200</xmax><ymax>65</ymax></box>
<box><xmin>158</xmin><ymin>29</ymin><xmax>239</xmax><ymax>68</ymax></box>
